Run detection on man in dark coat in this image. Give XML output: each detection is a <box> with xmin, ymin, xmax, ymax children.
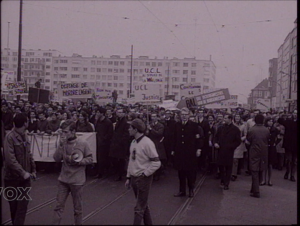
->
<box><xmin>278</xmin><ymin>109</ymin><xmax>298</xmax><ymax>182</ymax></box>
<box><xmin>196</xmin><ymin>109</ymin><xmax>210</xmax><ymax>172</ymax></box>
<box><xmin>1</xmin><ymin>102</ymin><xmax>14</xmax><ymax>130</ymax></box>
<box><xmin>172</xmin><ymin>107</ymin><xmax>203</xmax><ymax>198</ymax></box>
<box><xmin>163</xmin><ymin>110</ymin><xmax>176</xmax><ymax>167</ymax></box>
<box><xmin>246</xmin><ymin>114</ymin><xmax>269</xmax><ymax>198</ymax></box>
<box><xmin>94</xmin><ymin>107</ymin><xmax>114</xmax><ymax>178</ymax></box>
<box><xmin>146</xmin><ymin>112</ymin><xmax>167</xmax><ymax>181</ymax></box>
<box><xmin>109</xmin><ymin>108</ymin><xmax>130</xmax><ymax>181</ymax></box>
<box><xmin>214</xmin><ymin>113</ymin><xmax>241</xmax><ymax>190</ymax></box>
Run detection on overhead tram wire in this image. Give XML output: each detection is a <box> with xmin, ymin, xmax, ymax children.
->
<box><xmin>138</xmin><ymin>0</ymin><xmax>194</xmax><ymax>57</ymax></box>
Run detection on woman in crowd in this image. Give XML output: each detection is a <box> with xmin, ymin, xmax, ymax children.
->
<box><xmin>76</xmin><ymin>111</ymin><xmax>95</xmax><ymax>132</ymax></box>
<box><xmin>261</xmin><ymin>117</ymin><xmax>280</xmax><ymax>186</ymax></box>
<box><xmin>27</xmin><ymin>110</ymin><xmax>38</xmax><ymax>133</ymax></box>
<box><xmin>231</xmin><ymin>114</ymin><xmax>247</xmax><ymax>181</ymax></box>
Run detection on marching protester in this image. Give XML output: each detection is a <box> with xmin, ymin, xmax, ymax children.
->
<box><xmin>214</xmin><ymin>113</ymin><xmax>241</xmax><ymax>190</ymax></box>
<box><xmin>172</xmin><ymin>107</ymin><xmax>203</xmax><ymax>198</ymax></box>
<box><xmin>52</xmin><ymin>120</ymin><xmax>93</xmax><ymax>225</ymax></box>
<box><xmin>3</xmin><ymin>113</ymin><xmax>37</xmax><ymax>225</ymax></box>
<box><xmin>278</xmin><ymin>109</ymin><xmax>298</xmax><ymax>182</ymax></box>
<box><xmin>125</xmin><ymin>118</ymin><xmax>161</xmax><ymax>225</ymax></box>
<box><xmin>109</xmin><ymin>107</ymin><xmax>131</xmax><ymax>181</ymax></box>
<box><xmin>246</xmin><ymin>114</ymin><xmax>269</xmax><ymax>198</ymax></box>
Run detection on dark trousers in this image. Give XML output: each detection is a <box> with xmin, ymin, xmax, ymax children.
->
<box><xmin>131</xmin><ymin>175</ymin><xmax>153</xmax><ymax>225</ymax></box>
<box><xmin>285</xmin><ymin>151</ymin><xmax>297</xmax><ymax>177</ymax></box>
<box><xmin>111</xmin><ymin>157</ymin><xmax>126</xmax><ymax>177</ymax></box>
<box><xmin>219</xmin><ymin>165</ymin><xmax>232</xmax><ymax>186</ymax></box>
<box><xmin>96</xmin><ymin>145</ymin><xmax>110</xmax><ymax>175</ymax></box>
<box><xmin>251</xmin><ymin>170</ymin><xmax>260</xmax><ymax>194</ymax></box>
<box><xmin>178</xmin><ymin>170</ymin><xmax>197</xmax><ymax>193</ymax></box>
<box><xmin>4</xmin><ymin>179</ymin><xmax>31</xmax><ymax>225</ymax></box>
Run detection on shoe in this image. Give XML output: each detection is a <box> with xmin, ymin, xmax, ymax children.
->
<box><xmin>250</xmin><ymin>193</ymin><xmax>260</xmax><ymax>198</ymax></box>
<box><xmin>290</xmin><ymin>176</ymin><xmax>296</xmax><ymax>182</ymax></box>
<box><xmin>174</xmin><ymin>192</ymin><xmax>186</xmax><ymax>197</ymax></box>
<box><xmin>231</xmin><ymin>175</ymin><xmax>237</xmax><ymax>181</ymax></box>
<box><xmin>259</xmin><ymin>182</ymin><xmax>266</xmax><ymax>186</ymax></box>
<box><xmin>223</xmin><ymin>185</ymin><xmax>229</xmax><ymax>190</ymax></box>
<box><xmin>114</xmin><ymin>176</ymin><xmax>122</xmax><ymax>181</ymax></box>
<box><xmin>284</xmin><ymin>172</ymin><xmax>289</xmax><ymax>179</ymax></box>
<box><xmin>188</xmin><ymin>189</ymin><xmax>194</xmax><ymax>198</ymax></box>
<box><xmin>94</xmin><ymin>174</ymin><xmax>102</xmax><ymax>179</ymax></box>
<box><xmin>268</xmin><ymin>182</ymin><xmax>273</xmax><ymax>186</ymax></box>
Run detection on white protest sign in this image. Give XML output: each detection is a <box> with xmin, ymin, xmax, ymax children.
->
<box><xmin>142</xmin><ymin>68</ymin><xmax>163</xmax><ymax>83</ymax></box>
<box><xmin>180</xmin><ymin>83</ymin><xmax>202</xmax><ymax>99</ymax></box>
<box><xmin>205</xmin><ymin>95</ymin><xmax>238</xmax><ymax>108</ymax></box>
<box><xmin>1</xmin><ymin>70</ymin><xmax>15</xmax><ymax>90</ymax></box>
<box><xmin>133</xmin><ymin>83</ymin><xmax>161</xmax><ymax>102</ymax></box>
<box><xmin>93</xmin><ymin>87</ymin><xmax>113</xmax><ymax>103</ymax></box>
<box><xmin>57</xmin><ymin>82</ymin><xmax>93</xmax><ymax>100</ymax></box>
<box><xmin>28</xmin><ymin>132</ymin><xmax>97</xmax><ymax>162</ymax></box>
<box><xmin>256</xmin><ymin>98</ymin><xmax>271</xmax><ymax>112</ymax></box>
<box><xmin>5</xmin><ymin>81</ymin><xmax>26</xmax><ymax>94</ymax></box>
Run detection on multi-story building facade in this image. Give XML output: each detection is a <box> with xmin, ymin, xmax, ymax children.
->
<box><xmin>51</xmin><ymin>54</ymin><xmax>216</xmax><ymax>101</ymax></box>
<box><xmin>1</xmin><ymin>48</ymin><xmax>60</xmax><ymax>90</ymax></box>
<box><xmin>1</xmin><ymin>49</ymin><xmax>216</xmax><ymax>102</ymax></box>
<box><xmin>268</xmin><ymin>58</ymin><xmax>278</xmax><ymax>109</ymax></box>
<box><xmin>247</xmin><ymin>78</ymin><xmax>270</xmax><ymax>110</ymax></box>
<box><xmin>276</xmin><ymin>18</ymin><xmax>297</xmax><ymax>111</ymax></box>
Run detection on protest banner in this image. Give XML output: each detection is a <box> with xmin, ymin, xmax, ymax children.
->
<box><xmin>57</xmin><ymin>82</ymin><xmax>93</xmax><ymax>101</ymax></box>
<box><xmin>28</xmin><ymin>132</ymin><xmax>97</xmax><ymax>162</ymax></box>
<box><xmin>142</xmin><ymin>68</ymin><xmax>163</xmax><ymax>83</ymax></box>
<box><xmin>4</xmin><ymin>81</ymin><xmax>26</xmax><ymax>94</ymax></box>
<box><xmin>1</xmin><ymin>70</ymin><xmax>15</xmax><ymax>90</ymax></box>
<box><xmin>180</xmin><ymin>83</ymin><xmax>202</xmax><ymax>99</ymax></box>
<box><xmin>205</xmin><ymin>95</ymin><xmax>238</xmax><ymax>109</ymax></box>
<box><xmin>93</xmin><ymin>87</ymin><xmax>113</xmax><ymax>104</ymax></box>
<box><xmin>256</xmin><ymin>98</ymin><xmax>271</xmax><ymax>112</ymax></box>
<box><xmin>133</xmin><ymin>83</ymin><xmax>161</xmax><ymax>103</ymax></box>
<box><xmin>177</xmin><ymin>88</ymin><xmax>230</xmax><ymax>109</ymax></box>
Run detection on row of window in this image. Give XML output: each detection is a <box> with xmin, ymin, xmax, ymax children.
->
<box><xmin>1</xmin><ymin>57</ymin><xmax>51</xmax><ymax>63</ymax></box>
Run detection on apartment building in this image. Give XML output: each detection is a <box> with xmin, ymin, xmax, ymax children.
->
<box><xmin>51</xmin><ymin>54</ymin><xmax>216</xmax><ymax>101</ymax></box>
<box><xmin>276</xmin><ymin>18</ymin><xmax>297</xmax><ymax>111</ymax></box>
<box><xmin>1</xmin><ymin>48</ymin><xmax>60</xmax><ymax>90</ymax></box>
<box><xmin>1</xmin><ymin>49</ymin><xmax>216</xmax><ymax>101</ymax></box>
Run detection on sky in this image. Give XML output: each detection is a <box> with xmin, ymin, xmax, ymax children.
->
<box><xmin>1</xmin><ymin>0</ymin><xmax>297</xmax><ymax>104</ymax></box>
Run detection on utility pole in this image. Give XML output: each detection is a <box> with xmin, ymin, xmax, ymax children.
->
<box><xmin>7</xmin><ymin>22</ymin><xmax>10</xmax><ymax>49</ymax></box>
<box><xmin>17</xmin><ymin>0</ymin><xmax>23</xmax><ymax>101</ymax></box>
<box><xmin>130</xmin><ymin>45</ymin><xmax>133</xmax><ymax>96</ymax></box>
<box><xmin>167</xmin><ymin>65</ymin><xmax>170</xmax><ymax>95</ymax></box>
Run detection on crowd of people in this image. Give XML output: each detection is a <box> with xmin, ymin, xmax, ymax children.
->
<box><xmin>1</xmin><ymin>97</ymin><xmax>298</xmax><ymax>224</ymax></box>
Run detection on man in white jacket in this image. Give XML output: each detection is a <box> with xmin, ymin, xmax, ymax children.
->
<box><xmin>125</xmin><ymin>118</ymin><xmax>161</xmax><ymax>225</ymax></box>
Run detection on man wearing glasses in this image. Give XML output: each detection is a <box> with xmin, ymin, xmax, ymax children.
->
<box><xmin>125</xmin><ymin>118</ymin><xmax>161</xmax><ymax>225</ymax></box>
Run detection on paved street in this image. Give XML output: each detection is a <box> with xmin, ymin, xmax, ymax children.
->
<box><xmin>1</xmin><ymin>165</ymin><xmax>297</xmax><ymax>225</ymax></box>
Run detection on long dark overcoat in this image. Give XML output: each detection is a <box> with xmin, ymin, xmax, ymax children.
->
<box><xmin>173</xmin><ymin>121</ymin><xmax>202</xmax><ymax>171</ymax></box>
<box><xmin>246</xmin><ymin>124</ymin><xmax>269</xmax><ymax>171</ymax></box>
<box><xmin>109</xmin><ymin>116</ymin><xmax>130</xmax><ymax>159</ymax></box>
<box><xmin>147</xmin><ymin>121</ymin><xmax>167</xmax><ymax>160</ymax></box>
<box><xmin>278</xmin><ymin>118</ymin><xmax>298</xmax><ymax>153</ymax></box>
<box><xmin>215</xmin><ymin>123</ymin><xmax>241</xmax><ymax>166</ymax></box>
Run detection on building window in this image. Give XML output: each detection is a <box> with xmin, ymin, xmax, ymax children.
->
<box><xmin>97</xmin><ymin>68</ymin><xmax>101</xmax><ymax>72</ymax></box>
<box><xmin>182</xmin><ymin>78</ymin><xmax>187</xmax><ymax>82</ymax></box>
<box><xmin>102</xmin><ymin>83</ymin><xmax>106</xmax><ymax>87</ymax></box>
<box><xmin>191</xmin><ymin>63</ymin><xmax>196</xmax><ymax>67</ymax></box>
<box><xmin>108</xmin><ymin>83</ymin><xmax>112</xmax><ymax>87</ymax></box>
<box><xmin>119</xmin><ymin>83</ymin><xmax>124</xmax><ymax>88</ymax></box>
<box><xmin>114</xmin><ymin>76</ymin><xmax>118</xmax><ymax>80</ymax></box>
<box><xmin>140</xmin><ymin>62</ymin><xmax>145</xmax><ymax>66</ymax></box>
<box><xmin>108</xmin><ymin>75</ymin><xmax>113</xmax><ymax>80</ymax></box>
<box><xmin>108</xmin><ymin>69</ymin><xmax>113</xmax><ymax>73</ymax></box>
<box><xmin>120</xmin><ymin>61</ymin><xmax>125</xmax><ymax>65</ymax></box>
<box><xmin>97</xmin><ymin>60</ymin><xmax>102</xmax><ymax>65</ymax></box>
<box><xmin>91</xmin><ymin>60</ymin><xmax>96</xmax><ymax>65</ymax></box>
<box><xmin>91</xmin><ymin>68</ymin><xmax>95</xmax><ymax>72</ymax></box>
<box><xmin>152</xmin><ymin>62</ymin><xmax>156</xmax><ymax>67</ymax></box>
<box><xmin>108</xmin><ymin>61</ymin><xmax>113</xmax><ymax>65</ymax></box>
<box><xmin>120</xmin><ymin>69</ymin><xmax>124</xmax><ymax>73</ymax></box>
<box><xmin>158</xmin><ymin>62</ymin><xmax>162</xmax><ymax>66</ymax></box>
<box><xmin>102</xmin><ymin>75</ymin><xmax>106</xmax><ymax>80</ymax></box>
<box><xmin>146</xmin><ymin>62</ymin><xmax>150</xmax><ymax>66</ymax></box>
<box><xmin>102</xmin><ymin>61</ymin><xmax>107</xmax><ymax>65</ymax></box>
<box><xmin>191</xmin><ymin>71</ymin><xmax>196</xmax><ymax>75</ymax></box>
<box><xmin>71</xmin><ymin>74</ymin><xmax>80</xmax><ymax>78</ymax></box>
<box><xmin>204</xmin><ymin>78</ymin><xmax>209</xmax><ymax>83</ymax></box>
<box><xmin>114</xmin><ymin>83</ymin><xmax>118</xmax><ymax>87</ymax></box>
<box><xmin>183</xmin><ymin>70</ymin><xmax>188</xmax><ymax>75</ymax></box>
<box><xmin>114</xmin><ymin>69</ymin><xmax>118</xmax><ymax>73</ymax></box>
<box><xmin>191</xmin><ymin>78</ymin><xmax>196</xmax><ymax>82</ymax></box>
<box><xmin>83</xmin><ymin>68</ymin><xmax>88</xmax><ymax>71</ymax></box>
<box><xmin>46</xmin><ymin>72</ymin><xmax>50</xmax><ymax>75</ymax></box>
<box><xmin>91</xmin><ymin>75</ymin><xmax>95</xmax><ymax>79</ymax></box>
<box><xmin>46</xmin><ymin>58</ymin><xmax>51</xmax><ymax>62</ymax></box>
<box><xmin>72</xmin><ymin>67</ymin><xmax>79</xmax><ymax>71</ymax></box>
<box><xmin>45</xmin><ymin>79</ymin><xmax>50</xmax><ymax>83</ymax></box>
<box><xmin>183</xmin><ymin>63</ymin><xmax>188</xmax><ymax>67</ymax></box>
<box><xmin>173</xmin><ymin>62</ymin><xmax>180</xmax><ymax>67</ymax></box>
<box><xmin>60</xmin><ymin>60</ymin><xmax>68</xmax><ymax>63</ymax></box>
<box><xmin>114</xmin><ymin>61</ymin><xmax>119</xmax><ymax>66</ymax></box>
<box><xmin>96</xmin><ymin>75</ymin><xmax>101</xmax><ymax>79</ymax></box>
